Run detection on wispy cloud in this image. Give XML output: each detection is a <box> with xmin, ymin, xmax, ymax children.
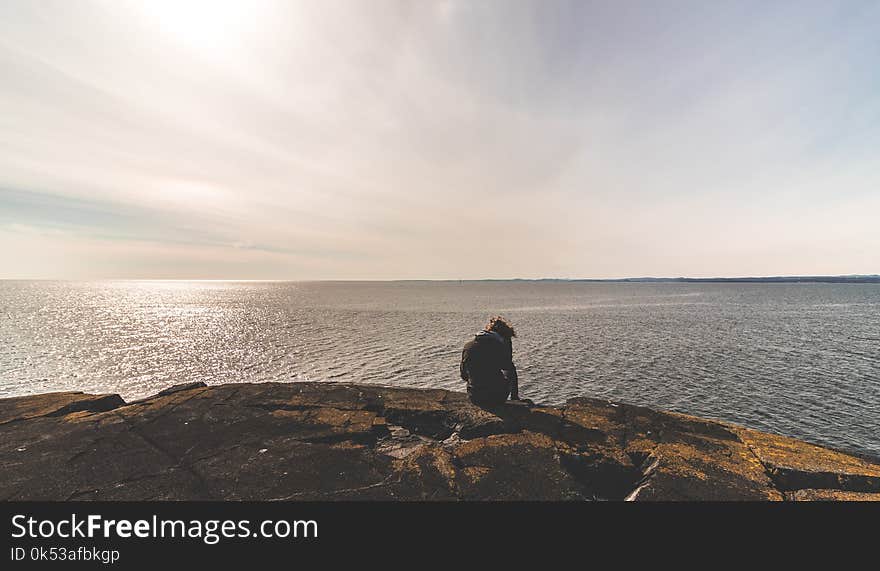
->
<box><xmin>1</xmin><ymin>0</ymin><xmax>878</xmax><ymax>278</ymax></box>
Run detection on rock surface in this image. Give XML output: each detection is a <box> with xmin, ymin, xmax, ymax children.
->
<box><xmin>1</xmin><ymin>382</ymin><xmax>878</xmax><ymax>501</ymax></box>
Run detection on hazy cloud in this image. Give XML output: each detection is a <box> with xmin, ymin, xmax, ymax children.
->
<box><xmin>1</xmin><ymin>0</ymin><xmax>878</xmax><ymax>278</ymax></box>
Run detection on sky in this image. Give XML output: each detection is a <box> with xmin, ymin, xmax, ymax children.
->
<box><xmin>1</xmin><ymin>0</ymin><xmax>879</xmax><ymax>280</ymax></box>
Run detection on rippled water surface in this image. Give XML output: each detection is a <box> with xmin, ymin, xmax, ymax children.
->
<box><xmin>1</xmin><ymin>280</ymin><xmax>878</xmax><ymax>456</ymax></box>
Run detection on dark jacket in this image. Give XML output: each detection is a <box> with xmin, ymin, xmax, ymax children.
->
<box><xmin>460</xmin><ymin>330</ymin><xmax>519</xmax><ymax>404</ymax></box>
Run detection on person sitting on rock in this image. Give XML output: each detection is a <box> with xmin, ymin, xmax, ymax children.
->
<box><xmin>460</xmin><ymin>316</ymin><xmax>530</xmax><ymax>407</ymax></box>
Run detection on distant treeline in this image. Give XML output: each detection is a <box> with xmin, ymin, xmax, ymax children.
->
<box><xmin>473</xmin><ymin>275</ymin><xmax>880</xmax><ymax>284</ymax></box>
<box><xmin>546</xmin><ymin>275</ymin><xmax>880</xmax><ymax>284</ymax></box>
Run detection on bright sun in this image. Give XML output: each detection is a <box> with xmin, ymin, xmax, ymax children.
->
<box><xmin>138</xmin><ymin>0</ymin><xmax>263</xmax><ymax>57</ymax></box>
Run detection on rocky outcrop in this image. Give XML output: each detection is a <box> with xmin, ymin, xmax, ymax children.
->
<box><xmin>1</xmin><ymin>382</ymin><xmax>878</xmax><ymax>501</ymax></box>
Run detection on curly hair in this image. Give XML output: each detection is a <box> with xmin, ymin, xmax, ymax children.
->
<box><xmin>484</xmin><ymin>316</ymin><xmax>516</xmax><ymax>338</ymax></box>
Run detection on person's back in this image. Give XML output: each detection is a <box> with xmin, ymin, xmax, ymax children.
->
<box><xmin>460</xmin><ymin>316</ymin><xmax>520</xmax><ymax>407</ymax></box>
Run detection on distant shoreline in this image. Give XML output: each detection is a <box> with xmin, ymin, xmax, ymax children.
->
<box><xmin>478</xmin><ymin>275</ymin><xmax>880</xmax><ymax>284</ymax></box>
<box><xmin>2</xmin><ymin>275</ymin><xmax>879</xmax><ymax>283</ymax></box>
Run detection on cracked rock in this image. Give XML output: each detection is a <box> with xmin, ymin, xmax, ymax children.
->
<box><xmin>1</xmin><ymin>382</ymin><xmax>878</xmax><ymax>501</ymax></box>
